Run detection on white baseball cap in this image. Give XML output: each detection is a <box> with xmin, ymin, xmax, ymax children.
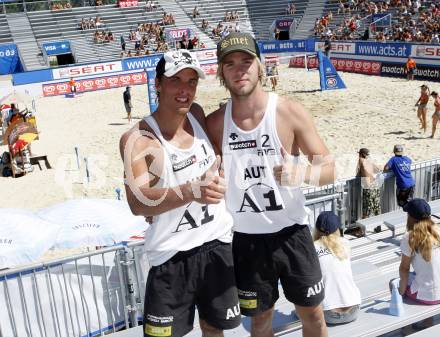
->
<box><xmin>156</xmin><ymin>50</ymin><xmax>205</xmax><ymax>79</ymax></box>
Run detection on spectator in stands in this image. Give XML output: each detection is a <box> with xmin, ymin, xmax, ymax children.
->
<box><xmin>191</xmin><ymin>35</ymin><xmax>199</xmax><ymax>49</ymax></box>
<box><xmin>179</xmin><ymin>34</ymin><xmax>193</xmax><ymax>50</ymax></box>
<box><xmin>405</xmin><ymin>56</ymin><xmax>416</xmax><ymax>80</ymax></box>
<box><xmin>201</xmin><ymin>19</ymin><xmax>209</xmax><ymax>31</ymax></box>
<box><xmin>415</xmin><ymin>84</ymin><xmax>430</xmax><ymax>133</ymax></box>
<box><xmin>430</xmin><ymin>91</ymin><xmax>440</xmax><ymax>139</ymax></box>
<box><xmin>235</xmin><ymin>21</ymin><xmax>240</xmax><ymax>33</ymax></box>
<box><xmin>274</xmin><ymin>28</ymin><xmax>280</xmax><ymax>40</ymax></box>
<box><xmin>120</xmin><ymin>35</ymin><xmax>126</xmax><ymax>52</ymax></box>
<box><xmin>193</xmin><ymin>6</ymin><xmax>200</xmax><ymax>18</ymax></box>
<box><xmin>200</xmin><ymin>41</ymin><xmax>206</xmax><ymax>49</ymax></box>
<box><xmin>383</xmin><ymin>144</ymin><xmax>415</xmax><ymax>207</ymax></box>
<box><xmin>395</xmin><ymin>198</ymin><xmax>440</xmax><ymax>305</ymax></box>
<box><xmin>314</xmin><ymin>211</ymin><xmax>362</xmax><ymax>325</ymax></box>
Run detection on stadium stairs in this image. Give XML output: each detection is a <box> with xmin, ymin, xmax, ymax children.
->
<box><xmin>245</xmin><ymin>0</ymin><xmax>305</xmax><ymax>40</ymax></box>
<box><xmin>291</xmin><ymin>0</ymin><xmax>328</xmax><ymax>39</ymax></box>
<box><xmin>6</xmin><ymin>12</ymin><xmax>44</xmax><ymax>71</ymax></box>
<box><xmin>0</xmin><ymin>13</ymin><xmax>13</xmax><ymax>45</ymax></box>
<box><xmin>157</xmin><ymin>0</ymin><xmax>215</xmax><ymax>48</ymax></box>
<box><xmin>174</xmin><ymin>0</ymin><xmax>252</xmax><ymax>43</ymax></box>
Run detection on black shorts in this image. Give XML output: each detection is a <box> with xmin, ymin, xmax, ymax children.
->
<box><xmin>396</xmin><ymin>186</ymin><xmax>414</xmax><ymax>207</ymax></box>
<box><xmin>233</xmin><ymin>225</ymin><xmax>324</xmax><ymax>316</ymax></box>
<box><xmin>143</xmin><ymin>240</ymin><xmax>241</xmax><ymax>337</ymax></box>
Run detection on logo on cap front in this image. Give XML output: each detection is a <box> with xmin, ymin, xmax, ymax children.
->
<box><xmin>221</xmin><ymin>36</ymin><xmax>250</xmax><ymax>51</ymax></box>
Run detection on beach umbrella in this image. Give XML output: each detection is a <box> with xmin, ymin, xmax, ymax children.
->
<box><xmin>0</xmin><ymin>209</ymin><xmax>60</xmax><ymax>269</ymax></box>
<box><xmin>7</xmin><ymin>121</ymin><xmax>38</xmax><ymax>146</ymax></box>
<box><xmin>37</xmin><ymin>199</ymin><xmax>149</xmax><ymax>249</ymax></box>
<box><xmin>0</xmin><ymin>91</ymin><xmax>33</xmax><ymax>106</ymax></box>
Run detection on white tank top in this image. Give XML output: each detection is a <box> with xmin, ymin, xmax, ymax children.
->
<box><xmin>221</xmin><ymin>93</ymin><xmax>310</xmax><ymax>234</ymax></box>
<box><xmin>143</xmin><ymin>113</ymin><xmax>233</xmax><ymax>266</ymax></box>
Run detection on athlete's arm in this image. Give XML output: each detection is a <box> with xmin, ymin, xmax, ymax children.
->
<box><xmin>120</xmin><ymin>126</ymin><xmax>224</xmax><ymax>217</ymax></box>
<box><xmin>206</xmin><ymin>106</ymin><xmax>226</xmax><ymax>156</ymax></box>
<box><xmin>276</xmin><ymin>97</ymin><xmax>336</xmax><ymax>186</ymax></box>
<box><xmin>120</xmin><ymin>126</ymin><xmax>195</xmax><ymax>217</ymax></box>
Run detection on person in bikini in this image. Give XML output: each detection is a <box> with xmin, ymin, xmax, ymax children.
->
<box><xmin>430</xmin><ymin>91</ymin><xmax>440</xmax><ymax>139</ymax></box>
<box><xmin>415</xmin><ymin>84</ymin><xmax>429</xmax><ymax>132</ymax></box>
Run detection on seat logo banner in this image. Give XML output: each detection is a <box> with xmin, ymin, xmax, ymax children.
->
<box><xmin>317</xmin><ymin>51</ymin><xmax>346</xmax><ymax>91</ymax></box>
<box><xmin>52</xmin><ymin>61</ymin><xmax>123</xmax><ymax>79</ymax></box>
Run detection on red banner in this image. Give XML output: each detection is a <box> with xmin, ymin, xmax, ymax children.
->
<box><xmin>288</xmin><ymin>56</ymin><xmax>318</xmax><ymax>69</ymax></box>
<box><xmin>42</xmin><ymin>72</ymin><xmax>147</xmax><ymax>97</ymax></box>
<box><xmin>289</xmin><ymin>57</ymin><xmax>381</xmax><ymax>75</ymax></box>
<box><xmin>200</xmin><ymin>63</ymin><xmax>218</xmax><ymax>75</ymax></box>
<box><xmin>118</xmin><ymin>0</ymin><xmax>138</xmax><ymax>8</ymax></box>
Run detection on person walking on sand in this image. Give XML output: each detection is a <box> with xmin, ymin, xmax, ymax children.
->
<box><xmin>430</xmin><ymin>91</ymin><xmax>440</xmax><ymax>138</ymax></box>
<box><xmin>123</xmin><ymin>86</ymin><xmax>133</xmax><ymax>123</ymax></box>
<box><xmin>415</xmin><ymin>85</ymin><xmax>430</xmax><ymax>132</ymax></box>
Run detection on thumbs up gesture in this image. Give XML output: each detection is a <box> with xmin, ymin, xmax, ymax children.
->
<box><xmin>192</xmin><ymin>155</ymin><xmax>226</xmax><ymax>204</ymax></box>
<box><xmin>273</xmin><ymin>148</ymin><xmax>305</xmax><ymax>187</ymax></box>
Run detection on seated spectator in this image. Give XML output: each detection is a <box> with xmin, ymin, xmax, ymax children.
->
<box><xmin>146</xmin><ymin>0</ymin><xmax>154</xmax><ymax>12</ymax></box>
<box><xmin>200</xmin><ymin>41</ymin><xmax>206</xmax><ymax>48</ymax></box>
<box><xmin>235</xmin><ymin>21</ymin><xmax>240</xmax><ymax>32</ymax></box>
<box><xmin>394</xmin><ymin>199</ymin><xmax>440</xmax><ymax>305</ymax></box>
<box><xmin>314</xmin><ymin>211</ymin><xmax>362</xmax><ymax>325</ymax></box>
<box><xmin>127</xmin><ymin>50</ymin><xmax>133</xmax><ymax>57</ymax></box>
<box><xmin>193</xmin><ymin>6</ymin><xmax>200</xmax><ymax>18</ymax></box>
<box><xmin>191</xmin><ymin>35</ymin><xmax>199</xmax><ymax>48</ymax></box>
<box><xmin>201</xmin><ymin>19</ymin><xmax>209</xmax><ymax>30</ymax></box>
<box><xmin>179</xmin><ymin>34</ymin><xmax>193</xmax><ymax>49</ymax></box>
<box><xmin>225</xmin><ymin>11</ymin><xmax>232</xmax><ymax>22</ymax></box>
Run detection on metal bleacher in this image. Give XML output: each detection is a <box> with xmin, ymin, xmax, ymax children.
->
<box><xmin>175</xmin><ymin>0</ymin><xmax>252</xmax><ymax>41</ymax></box>
<box><xmin>0</xmin><ymin>13</ymin><xmax>14</xmax><ymax>44</ymax></box>
<box><xmin>105</xmin><ymin>206</ymin><xmax>440</xmax><ymax>337</ymax></box>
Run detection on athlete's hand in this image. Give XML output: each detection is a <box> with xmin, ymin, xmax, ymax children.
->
<box><xmin>273</xmin><ymin>148</ymin><xmax>305</xmax><ymax>187</ymax></box>
<box><xmin>192</xmin><ymin>155</ymin><xmax>226</xmax><ymax>204</ymax></box>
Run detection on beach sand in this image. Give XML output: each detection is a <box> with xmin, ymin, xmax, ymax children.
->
<box><xmin>1</xmin><ymin>65</ymin><xmax>440</xmax><ymax>210</ymax></box>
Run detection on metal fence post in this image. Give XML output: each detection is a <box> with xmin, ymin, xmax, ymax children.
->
<box><xmin>119</xmin><ymin>248</ymin><xmax>140</xmax><ymax>328</ymax></box>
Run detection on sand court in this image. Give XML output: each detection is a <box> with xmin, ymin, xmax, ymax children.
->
<box><xmin>1</xmin><ymin>65</ymin><xmax>440</xmax><ymax>210</ymax></box>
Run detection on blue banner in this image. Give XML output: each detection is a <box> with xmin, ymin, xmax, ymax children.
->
<box><xmin>146</xmin><ymin>69</ymin><xmax>158</xmax><ymax>114</ymax></box>
<box><xmin>0</xmin><ymin>44</ymin><xmax>22</xmax><ymax>75</ymax></box>
<box><xmin>258</xmin><ymin>40</ymin><xmax>306</xmax><ymax>54</ymax></box>
<box><xmin>372</xmin><ymin>14</ymin><xmax>391</xmax><ymax>27</ymax></box>
<box><xmin>122</xmin><ymin>54</ymin><xmax>163</xmax><ymax>71</ymax></box>
<box><xmin>12</xmin><ymin>68</ymin><xmax>53</xmax><ymax>85</ymax></box>
<box><xmin>318</xmin><ymin>51</ymin><xmax>346</xmax><ymax>91</ymax></box>
<box><xmin>355</xmin><ymin>42</ymin><xmax>411</xmax><ymax>57</ymax></box>
<box><xmin>43</xmin><ymin>41</ymin><xmax>71</xmax><ymax>56</ymax></box>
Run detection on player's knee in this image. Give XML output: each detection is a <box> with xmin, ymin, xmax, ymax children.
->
<box><xmin>296</xmin><ymin>305</ymin><xmax>326</xmax><ymax>330</ymax></box>
<box><xmin>199</xmin><ymin>320</ymin><xmax>223</xmax><ymax>337</ymax></box>
<box><xmin>251</xmin><ymin>309</ymin><xmax>273</xmax><ymax>335</ymax></box>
